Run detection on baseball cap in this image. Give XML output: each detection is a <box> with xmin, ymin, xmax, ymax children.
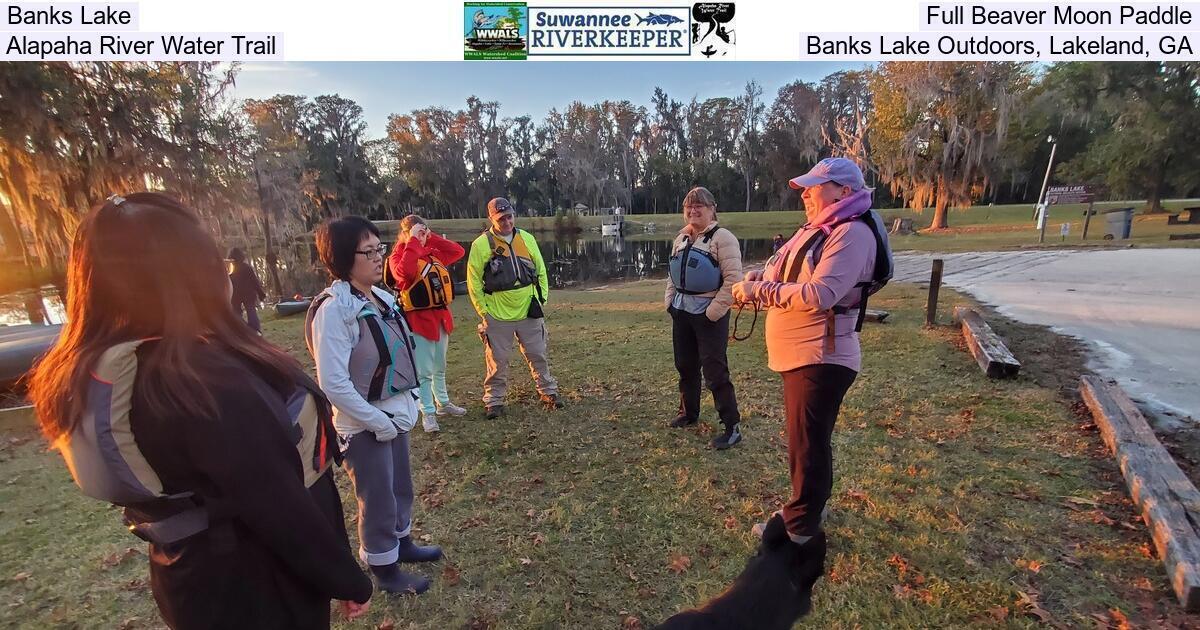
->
<box><xmin>487</xmin><ymin>197</ymin><xmax>515</xmax><ymax>218</ymax></box>
<box><xmin>788</xmin><ymin>157</ymin><xmax>867</xmax><ymax>191</ymax></box>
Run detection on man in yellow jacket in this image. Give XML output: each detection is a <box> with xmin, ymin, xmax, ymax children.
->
<box><xmin>467</xmin><ymin>197</ymin><xmax>561</xmax><ymax>419</ymax></box>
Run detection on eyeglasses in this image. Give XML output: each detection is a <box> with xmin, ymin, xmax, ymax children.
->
<box><xmin>355</xmin><ymin>244</ymin><xmax>388</xmax><ymax>261</ymax></box>
<box><xmin>684</xmin><ymin>204</ymin><xmax>711</xmax><ymax>211</ymax></box>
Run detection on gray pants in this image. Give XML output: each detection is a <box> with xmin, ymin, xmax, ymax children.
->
<box><xmin>342</xmin><ymin>431</ymin><xmax>414</xmax><ymax>566</ymax></box>
<box><xmin>481</xmin><ymin>315</ymin><xmax>558</xmax><ymax>406</ymax></box>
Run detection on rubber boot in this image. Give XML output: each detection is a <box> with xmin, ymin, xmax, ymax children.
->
<box><xmin>396</xmin><ymin>535</ymin><xmax>443</xmax><ymax>563</ymax></box>
<box><xmin>369</xmin><ymin>562</ymin><xmax>430</xmax><ymax>595</ymax></box>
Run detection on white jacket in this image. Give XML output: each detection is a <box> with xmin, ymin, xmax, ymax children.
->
<box><xmin>309</xmin><ymin>280</ymin><xmax>417</xmax><ymax>437</ymax></box>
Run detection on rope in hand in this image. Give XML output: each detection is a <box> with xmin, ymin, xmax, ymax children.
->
<box><xmin>730</xmin><ymin>299</ymin><xmax>761</xmax><ymax>342</ymax></box>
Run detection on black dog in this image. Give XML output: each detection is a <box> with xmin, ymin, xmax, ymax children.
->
<box><xmin>654</xmin><ymin>515</ymin><xmax>827</xmax><ymax>630</ymax></box>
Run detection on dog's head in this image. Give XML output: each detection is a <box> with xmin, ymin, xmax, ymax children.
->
<box><xmin>654</xmin><ymin>515</ymin><xmax>829</xmax><ymax>630</ymax></box>
<box><xmin>738</xmin><ymin>514</ymin><xmax>827</xmax><ymax>620</ymax></box>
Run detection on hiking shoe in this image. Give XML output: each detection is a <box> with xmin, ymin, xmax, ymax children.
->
<box><xmin>437</xmin><ymin>402</ymin><xmax>468</xmax><ymax>417</ymax></box>
<box><xmin>540</xmin><ymin>394</ymin><xmax>564</xmax><ymax>410</ymax></box>
<box><xmin>669</xmin><ymin>414</ymin><xmax>699</xmax><ymax>428</ymax></box>
<box><xmin>711</xmin><ymin>425</ymin><xmax>742</xmax><ymax>450</ymax></box>
<box><xmin>369</xmin><ymin>562</ymin><xmax>430</xmax><ymax>595</ymax></box>
<box><xmin>421</xmin><ymin>412</ymin><xmax>440</xmax><ymax>433</ymax></box>
<box><xmin>485</xmin><ymin>405</ymin><xmax>504</xmax><ymax>419</ymax></box>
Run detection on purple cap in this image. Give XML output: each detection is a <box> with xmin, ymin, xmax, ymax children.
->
<box><xmin>788</xmin><ymin>158</ymin><xmax>866</xmax><ymax>191</ymax></box>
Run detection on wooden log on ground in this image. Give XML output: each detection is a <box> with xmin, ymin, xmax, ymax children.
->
<box><xmin>1080</xmin><ymin>376</ymin><xmax>1200</xmax><ymax>611</ymax></box>
<box><xmin>952</xmin><ymin>307</ymin><xmax>1021</xmax><ymax>378</ymax></box>
<box><xmin>863</xmin><ymin>309</ymin><xmax>890</xmax><ymax>323</ymax></box>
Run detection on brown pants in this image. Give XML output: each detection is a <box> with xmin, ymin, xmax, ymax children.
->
<box><xmin>480</xmin><ymin>315</ymin><xmax>558</xmax><ymax>406</ymax></box>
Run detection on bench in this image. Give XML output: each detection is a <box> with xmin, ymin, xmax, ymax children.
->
<box><xmin>1167</xmin><ymin>208</ymin><xmax>1200</xmax><ymax>225</ymax></box>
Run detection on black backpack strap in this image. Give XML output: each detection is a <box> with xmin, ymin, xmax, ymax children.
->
<box><xmin>784</xmin><ymin>230</ymin><xmax>827</xmax><ymax>284</ymax></box>
<box><xmin>701</xmin><ymin>225</ymin><xmax>720</xmax><ymax>243</ymax></box>
<box><xmin>361</xmin><ymin>310</ymin><xmax>393</xmax><ymax>402</ymax></box>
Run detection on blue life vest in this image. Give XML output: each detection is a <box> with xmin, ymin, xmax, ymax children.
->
<box><xmin>668</xmin><ymin>225</ymin><xmax>723</xmax><ymax>295</ymax></box>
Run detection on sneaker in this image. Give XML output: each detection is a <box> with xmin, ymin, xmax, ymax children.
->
<box><xmin>540</xmin><ymin>393</ymin><xmax>564</xmax><ymax>410</ymax></box>
<box><xmin>485</xmin><ymin>405</ymin><xmax>504</xmax><ymax>419</ymax></box>
<box><xmin>421</xmin><ymin>412</ymin><xmax>440</xmax><ymax>433</ymax></box>
<box><xmin>436</xmin><ymin>402</ymin><xmax>468</xmax><ymax>417</ymax></box>
<box><xmin>711</xmin><ymin>425</ymin><xmax>742</xmax><ymax>450</ymax></box>
<box><xmin>669</xmin><ymin>414</ymin><xmax>699</xmax><ymax>428</ymax></box>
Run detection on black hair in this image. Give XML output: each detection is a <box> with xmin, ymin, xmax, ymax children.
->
<box><xmin>315</xmin><ymin>216</ymin><xmax>381</xmax><ymax>281</ymax></box>
<box><xmin>227</xmin><ymin>247</ymin><xmax>246</xmax><ymax>263</ymax></box>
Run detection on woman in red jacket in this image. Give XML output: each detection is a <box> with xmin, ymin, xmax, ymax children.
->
<box><xmin>388</xmin><ymin>215</ymin><xmax>467</xmax><ymax>432</ymax></box>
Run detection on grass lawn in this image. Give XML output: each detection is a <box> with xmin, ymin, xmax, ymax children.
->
<box><xmin>0</xmin><ymin>281</ymin><xmax>1190</xmax><ymax>628</ymax></box>
<box><xmin>391</xmin><ymin>200</ymin><xmax>1200</xmax><ymax>253</ymax></box>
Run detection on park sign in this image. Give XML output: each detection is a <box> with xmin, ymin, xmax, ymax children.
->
<box><xmin>1046</xmin><ymin>185</ymin><xmax>1094</xmax><ymax>205</ymax></box>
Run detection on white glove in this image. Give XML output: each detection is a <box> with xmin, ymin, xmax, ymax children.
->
<box><xmin>373</xmin><ymin>413</ymin><xmax>399</xmax><ymax>442</ymax></box>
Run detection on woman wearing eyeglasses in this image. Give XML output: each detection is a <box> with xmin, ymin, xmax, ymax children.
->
<box><xmin>306</xmin><ymin>216</ymin><xmax>443</xmax><ymax>596</ymax></box>
<box><xmin>664</xmin><ymin>186</ymin><xmax>743</xmax><ymax>450</ymax></box>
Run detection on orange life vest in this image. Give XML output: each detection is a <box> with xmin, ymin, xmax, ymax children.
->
<box><xmin>398</xmin><ymin>257</ymin><xmax>453</xmax><ymax>311</ymax></box>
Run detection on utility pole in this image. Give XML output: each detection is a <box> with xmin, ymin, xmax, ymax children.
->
<box><xmin>1036</xmin><ymin>136</ymin><xmax>1057</xmax><ymax>244</ymax></box>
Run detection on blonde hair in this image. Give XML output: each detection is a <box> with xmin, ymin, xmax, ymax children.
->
<box><xmin>683</xmin><ymin>187</ymin><xmax>717</xmax><ymax>216</ymax></box>
<box><xmin>397</xmin><ymin>214</ymin><xmax>428</xmax><ymax>245</ymax></box>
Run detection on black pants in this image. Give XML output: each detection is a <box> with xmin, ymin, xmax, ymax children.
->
<box><xmin>781</xmin><ymin>363</ymin><xmax>858</xmax><ymax>537</ymax></box>
<box><xmin>671</xmin><ymin>309</ymin><xmax>740</xmax><ymax>428</ymax></box>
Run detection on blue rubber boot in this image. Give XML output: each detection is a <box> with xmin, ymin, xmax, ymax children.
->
<box><xmin>396</xmin><ymin>535</ymin><xmax>443</xmax><ymax>563</ymax></box>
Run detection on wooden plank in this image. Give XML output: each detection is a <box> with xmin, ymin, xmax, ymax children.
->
<box><xmin>952</xmin><ymin>307</ymin><xmax>1021</xmax><ymax>378</ymax></box>
<box><xmin>863</xmin><ymin>309</ymin><xmax>890</xmax><ymax>323</ymax></box>
<box><xmin>1080</xmin><ymin>376</ymin><xmax>1200</xmax><ymax>611</ymax></box>
<box><xmin>1169</xmin><ymin>234</ymin><xmax>1200</xmax><ymax>241</ymax></box>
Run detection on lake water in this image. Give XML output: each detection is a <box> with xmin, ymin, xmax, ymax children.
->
<box><xmin>0</xmin><ymin>234</ymin><xmax>778</xmax><ymax>326</ymax></box>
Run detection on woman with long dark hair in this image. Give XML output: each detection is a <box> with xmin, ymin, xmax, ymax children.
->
<box><xmin>28</xmin><ymin>193</ymin><xmax>372</xmax><ymax>629</ymax></box>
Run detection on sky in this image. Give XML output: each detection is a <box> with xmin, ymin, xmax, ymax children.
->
<box><xmin>225</xmin><ymin>61</ymin><xmax>866</xmax><ymax>139</ymax></box>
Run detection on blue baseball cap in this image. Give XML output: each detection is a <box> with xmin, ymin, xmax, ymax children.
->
<box><xmin>788</xmin><ymin>157</ymin><xmax>867</xmax><ymax>191</ymax></box>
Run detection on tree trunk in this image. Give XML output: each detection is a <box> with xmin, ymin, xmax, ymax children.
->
<box><xmin>1144</xmin><ymin>156</ymin><xmax>1169</xmax><ymax>214</ymax></box>
<box><xmin>930</xmin><ymin>176</ymin><xmax>951</xmax><ymax>230</ymax></box>
<box><xmin>0</xmin><ymin>198</ymin><xmax>25</xmax><ymax>260</ymax></box>
<box><xmin>253</xmin><ymin>164</ymin><xmax>284</xmax><ymax>300</ymax></box>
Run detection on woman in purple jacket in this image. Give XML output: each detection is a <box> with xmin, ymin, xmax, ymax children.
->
<box><xmin>732</xmin><ymin>158</ymin><xmax>879</xmax><ymax>578</ymax></box>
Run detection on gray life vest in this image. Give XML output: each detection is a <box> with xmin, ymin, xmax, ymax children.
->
<box><xmin>57</xmin><ymin>339</ymin><xmax>338</xmax><ymax>545</ymax></box>
<box><xmin>668</xmin><ymin>225</ymin><xmax>724</xmax><ymax>295</ymax></box>
<box><xmin>303</xmin><ymin>290</ymin><xmax>419</xmax><ymax>402</ymax></box>
<box><xmin>483</xmin><ymin>228</ymin><xmax>538</xmax><ymax>294</ymax></box>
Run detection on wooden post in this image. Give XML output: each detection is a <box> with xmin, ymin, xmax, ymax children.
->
<box><xmin>1082</xmin><ymin>200</ymin><xmax>1094</xmax><ymax>240</ymax></box>
<box><xmin>925</xmin><ymin>259</ymin><xmax>944</xmax><ymax>328</ymax></box>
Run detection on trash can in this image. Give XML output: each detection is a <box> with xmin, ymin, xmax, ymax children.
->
<box><xmin>1103</xmin><ymin>208</ymin><xmax>1133</xmax><ymax>240</ymax></box>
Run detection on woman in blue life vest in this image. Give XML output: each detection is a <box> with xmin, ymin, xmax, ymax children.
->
<box><xmin>28</xmin><ymin>193</ymin><xmax>372</xmax><ymax>629</ymax></box>
<box><xmin>307</xmin><ymin>216</ymin><xmax>443</xmax><ymax>596</ymax></box>
<box><xmin>665</xmin><ymin>186</ymin><xmax>744</xmax><ymax>450</ymax></box>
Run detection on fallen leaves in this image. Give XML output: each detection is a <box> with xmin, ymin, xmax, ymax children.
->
<box><xmin>843</xmin><ymin>488</ymin><xmax>876</xmax><ymax>511</ymax></box>
<box><xmin>441</xmin><ymin>563</ymin><xmax>461</xmax><ymax>587</ymax></box>
<box><xmin>723</xmin><ymin>515</ymin><xmax>738</xmax><ymax>530</ymax></box>
<box><xmin>1016</xmin><ymin>589</ymin><xmax>1053</xmax><ymax>624</ymax></box>
<box><xmin>667</xmin><ymin>553</ymin><xmax>691</xmax><ymax>574</ymax></box>
<box><xmin>101</xmin><ymin>547</ymin><xmax>142</xmax><ymax>569</ymax></box>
